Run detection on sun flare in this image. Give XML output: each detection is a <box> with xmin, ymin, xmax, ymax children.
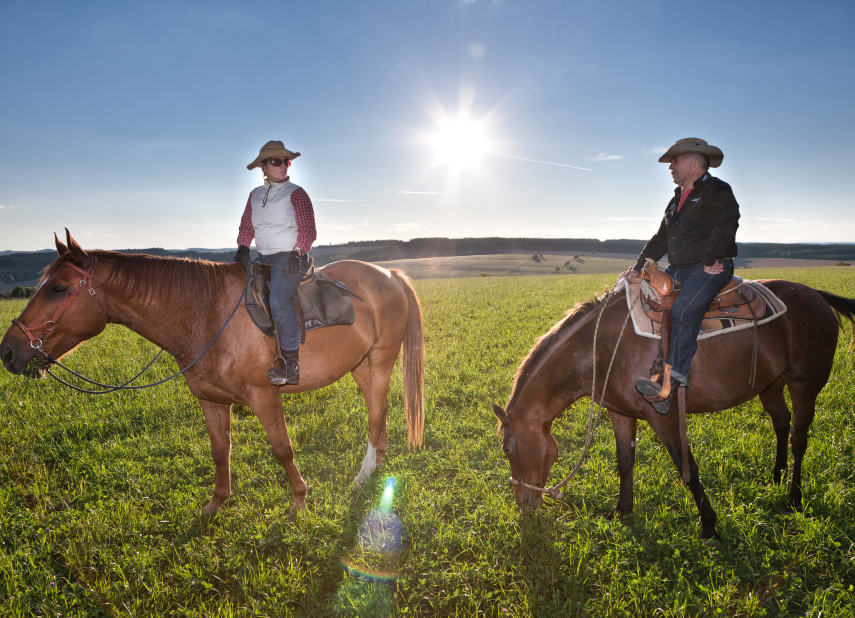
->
<box><xmin>430</xmin><ymin>118</ymin><xmax>488</xmax><ymax>169</ymax></box>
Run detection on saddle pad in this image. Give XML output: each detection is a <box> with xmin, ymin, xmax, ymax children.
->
<box><xmin>617</xmin><ymin>278</ymin><xmax>787</xmax><ymax>341</ymax></box>
<box><xmin>245</xmin><ymin>266</ymin><xmax>356</xmax><ymax>339</ymax></box>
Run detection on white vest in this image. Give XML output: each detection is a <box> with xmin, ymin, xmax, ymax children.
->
<box><xmin>250</xmin><ymin>179</ymin><xmax>300</xmax><ymax>255</ymax></box>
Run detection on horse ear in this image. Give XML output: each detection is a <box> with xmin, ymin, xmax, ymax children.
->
<box><xmin>55</xmin><ymin>233</ymin><xmax>70</xmax><ymax>257</ymax></box>
<box><xmin>65</xmin><ymin>228</ymin><xmax>90</xmax><ymax>265</ymax></box>
<box><xmin>492</xmin><ymin>404</ymin><xmax>509</xmax><ymax>425</ymax></box>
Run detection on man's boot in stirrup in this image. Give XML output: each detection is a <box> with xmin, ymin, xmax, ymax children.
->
<box><xmin>635</xmin><ymin>363</ymin><xmax>677</xmax><ymax>415</ymax></box>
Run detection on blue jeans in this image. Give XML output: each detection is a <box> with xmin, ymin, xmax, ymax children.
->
<box><xmin>259</xmin><ymin>252</ymin><xmax>309</xmax><ymax>353</ymax></box>
<box><xmin>665</xmin><ymin>260</ymin><xmax>735</xmax><ymax>385</ymax></box>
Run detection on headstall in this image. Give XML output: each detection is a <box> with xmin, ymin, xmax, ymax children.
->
<box><xmin>12</xmin><ymin>256</ymin><xmax>107</xmax><ymax>359</ymax></box>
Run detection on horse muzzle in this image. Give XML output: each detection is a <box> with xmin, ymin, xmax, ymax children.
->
<box><xmin>0</xmin><ymin>333</ymin><xmax>45</xmax><ymax>377</ymax></box>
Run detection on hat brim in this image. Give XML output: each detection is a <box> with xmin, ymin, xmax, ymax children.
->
<box><xmin>658</xmin><ymin>143</ymin><xmax>723</xmax><ymax>168</ymax></box>
<box><xmin>247</xmin><ymin>149</ymin><xmax>301</xmax><ymax>170</ymax></box>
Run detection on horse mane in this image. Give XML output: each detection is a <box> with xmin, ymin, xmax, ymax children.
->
<box><xmin>510</xmin><ymin>292</ymin><xmax>609</xmax><ymax>399</ymax></box>
<box><xmin>41</xmin><ymin>251</ymin><xmax>242</xmax><ymax>306</ymax></box>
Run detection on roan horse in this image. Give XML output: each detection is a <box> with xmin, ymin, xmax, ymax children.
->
<box><xmin>492</xmin><ymin>279</ymin><xmax>855</xmax><ymax>538</ymax></box>
<box><xmin>0</xmin><ymin>231</ymin><xmax>424</xmax><ymax>515</ymax></box>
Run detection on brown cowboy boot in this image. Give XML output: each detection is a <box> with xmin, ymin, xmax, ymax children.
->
<box><xmin>267</xmin><ymin>348</ymin><xmax>300</xmax><ymax>386</ymax></box>
<box><xmin>635</xmin><ymin>364</ymin><xmax>678</xmax><ymax>415</ymax></box>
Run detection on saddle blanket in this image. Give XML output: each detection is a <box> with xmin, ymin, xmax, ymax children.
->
<box><xmin>616</xmin><ymin>278</ymin><xmax>788</xmax><ymax>341</ymax></box>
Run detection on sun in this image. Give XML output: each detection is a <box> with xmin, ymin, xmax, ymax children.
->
<box><xmin>430</xmin><ymin>118</ymin><xmax>488</xmax><ymax>169</ymax></box>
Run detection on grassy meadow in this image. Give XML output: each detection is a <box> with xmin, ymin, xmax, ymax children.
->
<box><xmin>1</xmin><ymin>266</ymin><xmax>854</xmax><ymax>617</ymax></box>
<box><xmin>373</xmin><ymin>254</ymin><xmax>634</xmax><ymax>279</ymax></box>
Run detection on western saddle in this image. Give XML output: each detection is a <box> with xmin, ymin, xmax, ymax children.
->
<box><xmin>636</xmin><ymin>259</ymin><xmax>763</xmax><ymax>484</ymax></box>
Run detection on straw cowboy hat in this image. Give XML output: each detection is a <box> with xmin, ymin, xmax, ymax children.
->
<box><xmin>246</xmin><ymin>140</ymin><xmax>301</xmax><ymax>170</ymax></box>
<box><xmin>658</xmin><ymin>138</ymin><xmax>723</xmax><ymax>168</ymax></box>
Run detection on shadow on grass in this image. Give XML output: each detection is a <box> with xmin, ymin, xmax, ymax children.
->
<box><xmin>517</xmin><ymin>505</ymin><xmax>592</xmax><ymax>617</ymax></box>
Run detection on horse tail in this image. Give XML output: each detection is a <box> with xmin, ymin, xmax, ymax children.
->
<box><xmin>817</xmin><ymin>290</ymin><xmax>855</xmax><ymax>353</ymax></box>
<box><xmin>817</xmin><ymin>290</ymin><xmax>855</xmax><ymax>326</ymax></box>
<box><xmin>390</xmin><ymin>269</ymin><xmax>425</xmax><ymax>448</ymax></box>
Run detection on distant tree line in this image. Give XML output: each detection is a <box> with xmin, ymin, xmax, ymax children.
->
<box><xmin>0</xmin><ymin>248</ymin><xmax>239</xmax><ymax>286</ymax></box>
<box><xmin>1</xmin><ymin>285</ymin><xmax>36</xmax><ymax>300</ymax></box>
<box><xmin>3</xmin><ymin>239</ymin><xmax>855</xmax><ymax>284</ymax></box>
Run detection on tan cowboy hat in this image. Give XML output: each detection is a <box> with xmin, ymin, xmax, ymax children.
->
<box><xmin>246</xmin><ymin>140</ymin><xmax>301</xmax><ymax>170</ymax></box>
<box><xmin>658</xmin><ymin>137</ymin><xmax>723</xmax><ymax>168</ymax></box>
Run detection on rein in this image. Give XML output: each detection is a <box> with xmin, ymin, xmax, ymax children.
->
<box><xmin>507</xmin><ymin>280</ymin><xmax>640</xmax><ymax>500</ymax></box>
<box><xmin>13</xmin><ymin>257</ymin><xmax>248</xmax><ymax>395</ymax></box>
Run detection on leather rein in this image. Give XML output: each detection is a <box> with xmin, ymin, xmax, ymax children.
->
<box><xmin>505</xmin><ymin>282</ymin><xmax>640</xmax><ymax>501</ymax></box>
<box><xmin>12</xmin><ymin>256</ymin><xmax>247</xmax><ymax>395</ymax></box>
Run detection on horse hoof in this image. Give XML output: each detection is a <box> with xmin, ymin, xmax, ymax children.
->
<box><xmin>353</xmin><ymin>470</ymin><xmax>373</xmax><ymax>486</ymax></box>
<box><xmin>202</xmin><ymin>497</ymin><xmax>227</xmax><ymax>517</ymax></box>
<box><xmin>290</xmin><ymin>498</ymin><xmax>307</xmax><ymax>514</ymax></box>
<box><xmin>603</xmin><ymin>509</ymin><xmax>629</xmax><ymax>520</ymax></box>
<box><xmin>701</xmin><ymin>528</ymin><xmax>720</xmax><ymax>541</ymax></box>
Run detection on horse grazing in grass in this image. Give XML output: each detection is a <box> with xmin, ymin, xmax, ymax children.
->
<box><xmin>492</xmin><ymin>280</ymin><xmax>855</xmax><ymax>538</ymax></box>
<box><xmin>1</xmin><ymin>231</ymin><xmax>424</xmax><ymax>515</ymax></box>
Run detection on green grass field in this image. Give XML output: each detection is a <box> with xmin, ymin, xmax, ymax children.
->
<box><xmin>1</xmin><ymin>267</ymin><xmax>854</xmax><ymax>617</ymax></box>
<box><xmin>372</xmin><ymin>254</ymin><xmax>634</xmax><ymax>279</ymax></box>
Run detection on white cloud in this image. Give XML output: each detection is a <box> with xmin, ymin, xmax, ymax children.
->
<box><xmin>642</xmin><ymin>146</ymin><xmax>667</xmax><ymax>155</ymax></box>
<box><xmin>82</xmin><ymin>231</ymin><xmax>92</xmax><ymax>235</ymax></box>
<box><xmin>319</xmin><ymin>224</ymin><xmax>356</xmax><ymax>232</ymax></box>
<box><xmin>388</xmin><ymin>223</ymin><xmax>426</xmax><ymax>234</ymax></box>
<box><xmin>589</xmin><ymin>153</ymin><xmax>625</xmax><ymax>161</ymax></box>
<box><xmin>398</xmin><ymin>190</ymin><xmax>465</xmax><ymax>195</ymax></box>
<box><xmin>0</xmin><ymin>205</ymin><xmax>4</xmax><ymax>209</ymax></box>
<box><xmin>605</xmin><ymin>218</ymin><xmax>655</xmax><ymax>221</ymax></box>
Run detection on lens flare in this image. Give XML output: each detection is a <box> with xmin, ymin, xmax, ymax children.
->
<box><xmin>341</xmin><ymin>477</ymin><xmax>403</xmax><ymax>583</ymax></box>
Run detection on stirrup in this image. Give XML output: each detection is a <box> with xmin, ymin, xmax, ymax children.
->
<box><xmin>635</xmin><ymin>364</ymin><xmax>676</xmax><ymax>415</ymax></box>
<box><xmin>267</xmin><ymin>354</ymin><xmax>299</xmax><ymax>386</ymax></box>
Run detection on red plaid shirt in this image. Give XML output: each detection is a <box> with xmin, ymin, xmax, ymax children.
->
<box><xmin>236</xmin><ymin>178</ymin><xmax>317</xmax><ymax>252</ymax></box>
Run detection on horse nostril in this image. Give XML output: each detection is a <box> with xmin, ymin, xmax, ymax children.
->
<box><xmin>1</xmin><ymin>345</ymin><xmax>13</xmax><ymax>368</ymax></box>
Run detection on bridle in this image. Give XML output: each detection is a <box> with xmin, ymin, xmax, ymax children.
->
<box><xmin>10</xmin><ymin>255</ymin><xmax>248</xmax><ymax>394</ymax></box>
<box><xmin>504</xmin><ymin>280</ymin><xmax>640</xmax><ymax>501</ymax></box>
<box><xmin>12</xmin><ymin>256</ymin><xmax>106</xmax><ymax>357</ymax></box>
<box><xmin>504</xmin><ymin>411</ymin><xmax>565</xmax><ymax>500</ymax></box>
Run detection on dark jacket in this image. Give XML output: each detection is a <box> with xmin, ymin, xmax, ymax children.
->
<box><xmin>633</xmin><ymin>172</ymin><xmax>740</xmax><ymax>271</ymax></box>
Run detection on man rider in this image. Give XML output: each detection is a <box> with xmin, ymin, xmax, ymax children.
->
<box><xmin>234</xmin><ymin>140</ymin><xmax>317</xmax><ymax>386</ymax></box>
<box><xmin>619</xmin><ymin>138</ymin><xmax>740</xmax><ymax>413</ymax></box>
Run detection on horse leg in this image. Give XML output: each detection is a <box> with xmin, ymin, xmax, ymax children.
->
<box><xmin>199</xmin><ymin>399</ymin><xmax>232</xmax><ymax>516</ymax></box>
<box><xmin>351</xmin><ymin>348</ymin><xmax>397</xmax><ymax>485</ymax></box>
<box><xmin>607</xmin><ymin>411</ymin><xmax>637</xmax><ymax>517</ymax></box>
<box><xmin>758</xmin><ymin>377</ymin><xmax>791</xmax><ymax>484</ymax></box>
<box><xmin>646</xmin><ymin>411</ymin><xmax>718</xmax><ymax>539</ymax></box>
<box><xmin>787</xmin><ymin>383</ymin><xmax>819</xmax><ymax>511</ymax></box>
<box><xmin>250</xmin><ymin>391</ymin><xmax>309</xmax><ymax>512</ymax></box>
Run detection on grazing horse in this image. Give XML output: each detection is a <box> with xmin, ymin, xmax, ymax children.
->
<box><xmin>492</xmin><ymin>279</ymin><xmax>855</xmax><ymax>538</ymax></box>
<box><xmin>1</xmin><ymin>231</ymin><xmax>424</xmax><ymax>515</ymax></box>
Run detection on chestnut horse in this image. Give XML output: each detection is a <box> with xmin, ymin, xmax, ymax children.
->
<box><xmin>492</xmin><ymin>279</ymin><xmax>855</xmax><ymax>538</ymax></box>
<box><xmin>1</xmin><ymin>231</ymin><xmax>424</xmax><ymax>515</ymax></box>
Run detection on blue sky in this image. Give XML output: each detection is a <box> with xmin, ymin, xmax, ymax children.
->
<box><xmin>1</xmin><ymin>1</ymin><xmax>853</xmax><ymax>251</ymax></box>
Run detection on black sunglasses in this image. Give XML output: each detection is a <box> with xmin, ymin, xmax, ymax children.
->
<box><xmin>264</xmin><ymin>158</ymin><xmax>288</xmax><ymax>167</ymax></box>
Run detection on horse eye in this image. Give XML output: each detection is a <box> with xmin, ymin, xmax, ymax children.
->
<box><xmin>51</xmin><ymin>285</ymin><xmax>68</xmax><ymax>294</ymax></box>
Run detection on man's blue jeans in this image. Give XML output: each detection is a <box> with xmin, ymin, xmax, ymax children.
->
<box><xmin>664</xmin><ymin>260</ymin><xmax>734</xmax><ymax>385</ymax></box>
<box><xmin>259</xmin><ymin>252</ymin><xmax>309</xmax><ymax>353</ymax></box>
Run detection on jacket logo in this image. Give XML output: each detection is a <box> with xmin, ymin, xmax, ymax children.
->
<box><xmin>691</xmin><ymin>198</ymin><xmax>701</xmax><ymax>202</ymax></box>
